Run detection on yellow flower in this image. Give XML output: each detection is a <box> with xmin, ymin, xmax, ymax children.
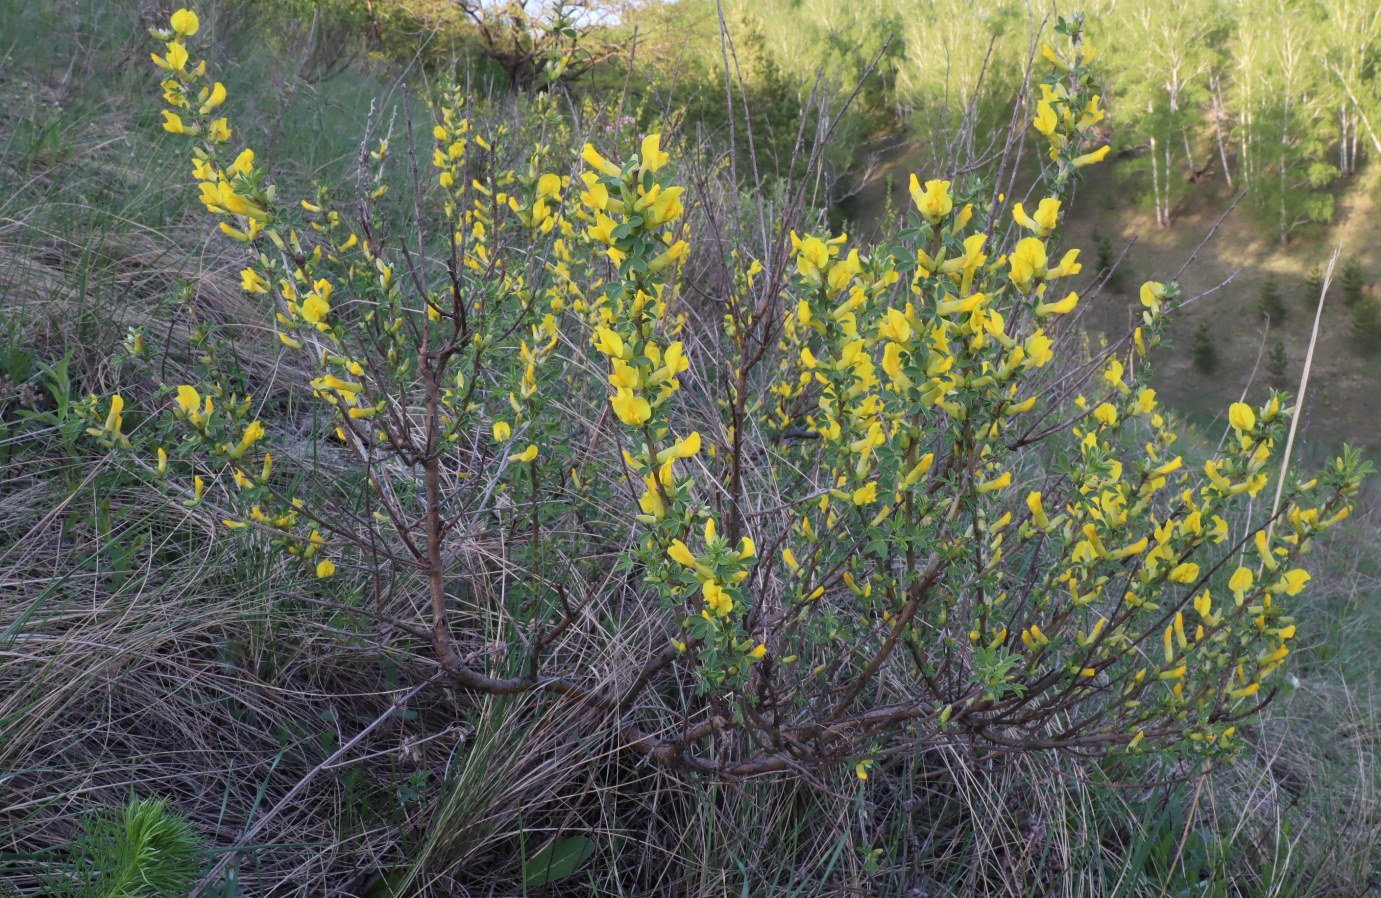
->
<box><xmin>1023</xmin><ymin>331</ymin><xmax>1053</xmax><ymax>368</ymax></box>
<box><xmin>878</xmin><ymin>307</ymin><xmax>912</xmax><ymax>344</ymax></box>
<box><xmin>508</xmin><ymin>444</ymin><xmax>539</xmax><ymax>464</ymax></box>
<box><xmin>579</xmin><ymin>174</ymin><xmax>609</xmax><ymax>210</ymax></box>
<box><xmin>702</xmin><ymin>580</ymin><xmax>734</xmax><ymax>617</ymax></box>
<box><xmin>1272</xmin><ymin>569</ymin><xmax>1310</xmax><ymax>596</ymax></box>
<box><xmin>649</xmin><ymin>240</ymin><xmax>689</xmax><ymax>274</ymax></box>
<box><xmin>1073</xmin><ymin>145</ymin><xmax>1111</xmax><ymax>168</ymax></box>
<box><xmin>102</xmin><ymin>394</ymin><xmax>125</xmax><ymax>437</ymax></box>
<box><xmin>1035</xmin><ymin>291</ymin><xmax>1078</xmax><ymax>317</ymax></box>
<box><xmin>1229</xmin><ymin>567</ymin><xmax>1253</xmax><ymax>604</ymax></box>
<box><xmin>637</xmin><ymin>475</ymin><xmax>667</xmax><ymax>520</ymax></box>
<box><xmin>493</xmin><ymin>421</ymin><xmax>512</xmax><ymax>441</ymax></box>
<box><xmin>657</xmin><ymin>341</ymin><xmax>689</xmax><ymax>381</ymax></box>
<box><xmin>316</xmin><ymin>558</ymin><xmax>336</xmax><ymax>578</ymax></box>
<box><xmin>1139</xmin><ymin>281</ymin><xmax>1166</xmax><ymax>316</ymax></box>
<box><xmin>229</xmin><ymin>420</ymin><xmax>265</xmax><ymax>459</ymax></box>
<box><xmin>199</xmin><ymin>81</ymin><xmax>227</xmax><ymax>114</ymax></box>
<box><xmin>952</xmin><ymin>203</ymin><xmax>974</xmax><ymax>232</ymax></box>
<box><xmin>668</xmin><ymin>540</ymin><xmax>698</xmax><ymax>569</ymax></box>
<box><xmin>1041</xmin><ymin>42</ymin><xmax>1070</xmax><ymax>72</ymax></box>
<box><xmin>1228</xmin><ymin>402</ymin><xmax>1256</xmax><ymax>434</ymax></box>
<box><xmin>639</xmin><ymin>133</ymin><xmax>669</xmax><ymax>174</ymax></box>
<box><xmin>645</xmin><ymin>186</ymin><xmax>685</xmax><ymax>227</ymax></box>
<box><xmin>592</xmin><ymin>327</ymin><xmax>625</xmax><ymax>358</ymax></box>
<box><xmin>1168</xmin><ymin>562</ymin><xmax>1200</xmax><ymax>584</ymax></box>
<box><xmin>240</xmin><ymin>267</ymin><xmax>269</xmax><ymax>293</ymax></box>
<box><xmin>935</xmin><ymin>292</ymin><xmax>987</xmax><ymax>316</ymax></box>
<box><xmin>152</xmin><ymin>40</ymin><xmax>190</xmax><ymax>74</ymax></box>
<box><xmin>302</xmin><ymin>280</ymin><xmax>332</xmax><ymax>324</ymax></box>
<box><xmin>1012</xmin><ymin>197</ymin><xmax>1060</xmax><ymax>236</ymax></box>
<box><xmin>161</xmin><ymin>110</ymin><xmax>197</xmax><ymax>135</ymax></box>
<box><xmin>881</xmin><ymin>342</ymin><xmax>911</xmax><ymax>389</ymax></box>
<box><xmin>791</xmin><ymin>232</ymin><xmax>832</xmax><ymax>281</ymax></box>
<box><xmin>1008</xmin><ymin>238</ymin><xmax>1047</xmax><ymax>291</ymax></box>
<box><xmin>1027</xmin><ymin>491</ymin><xmax>1051</xmax><ymax>529</ymax></box>
<box><xmin>1229</xmin><ymin>683</ymin><xmax>1260</xmax><ymax>700</ymax></box>
<box><xmin>609</xmin><ymin>358</ymin><xmax>642</xmax><ymax>391</ymax></box>
<box><xmin>748</xmin><ymin>643</ymin><xmax>767</xmax><ymax>660</ymax></box>
<box><xmin>228</xmin><ymin>148</ymin><xmax>254</xmax><ymax>177</ymax></box>
<box><xmin>170</xmin><ymin>8</ymin><xmax>200</xmax><ymax>37</ymax></box>
<box><xmin>207</xmin><ymin>117</ymin><xmax>231</xmax><ymax>143</ymax></box>
<box><xmin>198</xmin><ymin>180</ymin><xmax>253</xmax><ymax>217</ymax></box>
<box><xmin>610</xmin><ymin>389</ymin><xmax>651</xmax><ymax>426</ymax></box>
<box><xmin>909</xmin><ymin>175</ymin><xmax>953</xmax><ymax>224</ymax></box>
<box><xmin>175</xmin><ymin>385</ymin><xmax>206</xmax><ymax>426</ymax></box>
<box><xmin>581</xmin><ymin>142</ymin><xmax>621</xmax><ymax>178</ymax></box>
<box><xmin>1193</xmin><ymin>591</ymin><xmax>1215</xmax><ymax>623</ymax></box>
<box><xmin>1046</xmin><ymin>249</ymin><xmax>1082</xmax><ymax>280</ymax></box>
<box><xmin>738</xmin><ymin>536</ymin><xmax>756</xmax><ymax>559</ymax></box>
<box><xmin>976</xmin><ymin>471</ymin><xmax>1012</xmax><ymax>494</ymax></box>
<box><xmin>585</xmin><ymin>209</ymin><xmax>618</xmax><ymax>244</ymax></box>
<box><xmin>536</xmin><ymin>172</ymin><xmax>561</xmax><ymax>198</ymax></box>
<box><xmin>1103</xmin><ymin>358</ymin><xmax>1129</xmax><ymax>394</ymax></box>
<box><xmin>185</xmin><ymin>474</ymin><xmax>205</xmax><ymax>507</ymax></box>
<box><xmin>1032</xmin><ymin>100</ymin><xmax>1058</xmax><ymax>138</ymax></box>
<box><xmin>659</xmin><ymin>431</ymin><xmax>701</xmax><ymax>462</ymax></box>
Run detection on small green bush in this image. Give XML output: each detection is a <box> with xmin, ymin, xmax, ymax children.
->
<box><xmin>1340</xmin><ymin>257</ymin><xmax>1365</xmax><ymax>308</ymax></box>
<box><xmin>1258</xmin><ymin>273</ymin><xmax>1285</xmax><ymax>324</ymax></box>
<box><xmin>1351</xmin><ymin>296</ymin><xmax>1381</xmax><ymax>355</ymax></box>
<box><xmin>1095</xmin><ymin>234</ymin><xmax>1127</xmax><ymax>292</ymax></box>
<box><xmin>1268</xmin><ymin>338</ymin><xmax>1288</xmax><ymax>387</ymax></box>
<box><xmin>1304</xmin><ymin>262</ymin><xmax>1325</xmax><ymax>307</ymax></box>
<box><xmin>1190</xmin><ymin>319</ymin><xmax>1218</xmax><ymax>373</ymax></box>
<box><xmin>56</xmin><ymin>797</ymin><xmax>202</xmax><ymax>898</ymax></box>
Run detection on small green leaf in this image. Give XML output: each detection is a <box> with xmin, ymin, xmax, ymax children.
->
<box><xmin>522</xmin><ymin>835</ymin><xmax>596</xmax><ymax>886</ymax></box>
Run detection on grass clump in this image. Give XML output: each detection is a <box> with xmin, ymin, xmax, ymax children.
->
<box><xmin>55</xmin><ymin>797</ymin><xmax>203</xmax><ymax>898</ymax></box>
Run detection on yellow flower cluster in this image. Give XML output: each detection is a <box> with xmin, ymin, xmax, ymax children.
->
<box><xmin>577</xmin><ymin>135</ymin><xmax>691</xmax><ymax>433</ymax></box>
<box><xmin>668</xmin><ymin>520</ymin><xmax>755</xmax><ymax>620</ymax></box>
<box><xmin>85</xmin><ymin>394</ymin><xmax>130</xmax><ymax>449</ymax></box>
<box><xmin>1031</xmin><ymin>23</ymin><xmax>1111</xmax><ymax>180</ymax></box>
<box><xmin>143</xmin><ymin>8</ymin><xmax>390</xmax><ymax>577</ymax></box>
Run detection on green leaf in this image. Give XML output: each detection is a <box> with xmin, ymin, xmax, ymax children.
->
<box><xmin>522</xmin><ymin>835</ymin><xmax>596</xmax><ymax>886</ymax></box>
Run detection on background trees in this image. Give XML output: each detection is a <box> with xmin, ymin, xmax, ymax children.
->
<box><xmin>626</xmin><ymin>0</ymin><xmax>1381</xmax><ymax>240</ymax></box>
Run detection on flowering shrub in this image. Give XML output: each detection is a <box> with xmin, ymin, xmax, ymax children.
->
<box><xmin>90</xmin><ymin>9</ymin><xmax>1367</xmax><ymax>779</ymax></box>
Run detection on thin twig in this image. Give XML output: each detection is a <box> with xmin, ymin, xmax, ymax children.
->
<box><xmin>1268</xmin><ymin>246</ymin><xmax>1340</xmax><ymax>536</ymax></box>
